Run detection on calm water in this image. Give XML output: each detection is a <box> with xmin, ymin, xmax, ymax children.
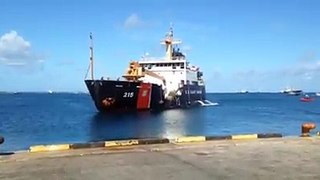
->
<box><xmin>0</xmin><ymin>93</ymin><xmax>320</xmax><ymax>151</ymax></box>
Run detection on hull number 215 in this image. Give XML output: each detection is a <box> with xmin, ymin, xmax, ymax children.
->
<box><xmin>123</xmin><ymin>92</ymin><xmax>134</xmax><ymax>98</ymax></box>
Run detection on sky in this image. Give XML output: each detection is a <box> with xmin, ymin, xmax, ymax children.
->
<box><xmin>0</xmin><ymin>0</ymin><xmax>320</xmax><ymax>92</ymax></box>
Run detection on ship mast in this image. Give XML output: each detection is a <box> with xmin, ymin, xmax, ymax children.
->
<box><xmin>89</xmin><ymin>32</ymin><xmax>94</xmax><ymax>80</ymax></box>
<box><xmin>165</xmin><ymin>27</ymin><xmax>173</xmax><ymax>60</ymax></box>
<box><xmin>161</xmin><ymin>25</ymin><xmax>182</xmax><ymax>60</ymax></box>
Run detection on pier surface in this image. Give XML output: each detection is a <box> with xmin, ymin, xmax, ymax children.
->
<box><xmin>1</xmin><ymin>138</ymin><xmax>320</xmax><ymax>180</ymax></box>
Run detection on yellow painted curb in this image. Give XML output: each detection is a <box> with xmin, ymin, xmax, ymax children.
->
<box><xmin>176</xmin><ymin>136</ymin><xmax>206</xmax><ymax>143</ymax></box>
<box><xmin>232</xmin><ymin>134</ymin><xmax>258</xmax><ymax>140</ymax></box>
<box><xmin>29</xmin><ymin>144</ymin><xmax>70</xmax><ymax>153</ymax></box>
<box><xmin>105</xmin><ymin>140</ymin><xmax>139</xmax><ymax>147</ymax></box>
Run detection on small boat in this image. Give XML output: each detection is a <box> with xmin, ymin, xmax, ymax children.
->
<box><xmin>316</xmin><ymin>92</ymin><xmax>320</xmax><ymax>96</ymax></box>
<box><xmin>300</xmin><ymin>95</ymin><xmax>314</xmax><ymax>102</ymax></box>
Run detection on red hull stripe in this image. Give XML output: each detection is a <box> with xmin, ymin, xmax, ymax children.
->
<box><xmin>137</xmin><ymin>83</ymin><xmax>152</xmax><ymax>109</ymax></box>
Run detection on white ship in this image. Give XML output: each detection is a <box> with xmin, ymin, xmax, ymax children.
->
<box><xmin>85</xmin><ymin>26</ymin><xmax>212</xmax><ymax>112</ymax></box>
<box><xmin>281</xmin><ymin>87</ymin><xmax>302</xmax><ymax>96</ymax></box>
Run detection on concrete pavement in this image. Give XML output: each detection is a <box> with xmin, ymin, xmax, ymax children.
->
<box><xmin>1</xmin><ymin>138</ymin><xmax>320</xmax><ymax>180</ymax></box>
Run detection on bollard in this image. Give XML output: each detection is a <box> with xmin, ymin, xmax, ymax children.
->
<box><xmin>0</xmin><ymin>136</ymin><xmax>4</xmax><ymax>144</ymax></box>
<box><xmin>301</xmin><ymin>123</ymin><xmax>316</xmax><ymax>137</ymax></box>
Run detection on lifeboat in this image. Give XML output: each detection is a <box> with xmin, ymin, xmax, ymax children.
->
<box><xmin>300</xmin><ymin>95</ymin><xmax>314</xmax><ymax>102</ymax></box>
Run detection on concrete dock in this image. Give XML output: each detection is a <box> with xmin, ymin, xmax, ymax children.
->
<box><xmin>1</xmin><ymin>138</ymin><xmax>320</xmax><ymax>180</ymax></box>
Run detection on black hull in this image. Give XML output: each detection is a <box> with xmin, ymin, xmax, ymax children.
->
<box><xmin>85</xmin><ymin>80</ymin><xmax>206</xmax><ymax>112</ymax></box>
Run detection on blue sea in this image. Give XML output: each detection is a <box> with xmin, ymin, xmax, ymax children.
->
<box><xmin>0</xmin><ymin>92</ymin><xmax>320</xmax><ymax>151</ymax></box>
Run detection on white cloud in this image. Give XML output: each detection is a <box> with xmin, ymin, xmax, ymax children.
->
<box><xmin>291</xmin><ymin>60</ymin><xmax>320</xmax><ymax>80</ymax></box>
<box><xmin>124</xmin><ymin>14</ymin><xmax>143</xmax><ymax>29</ymax></box>
<box><xmin>5</xmin><ymin>62</ymin><xmax>27</xmax><ymax>66</ymax></box>
<box><xmin>281</xmin><ymin>59</ymin><xmax>320</xmax><ymax>77</ymax></box>
<box><xmin>228</xmin><ymin>60</ymin><xmax>320</xmax><ymax>91</ymax></box>
<box><xmin>0</xmin><ymin>31</ymin><xmax>44</xmax><ymax>67</ymax></box>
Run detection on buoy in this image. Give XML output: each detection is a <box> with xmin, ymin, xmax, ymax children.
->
<box><xmin>0</xmin><ymin>136</ymin><xmax>4</xmax><ymax>144</ymax></box>
<box><xmin>301</xmin><ymin>122</ymin><xmax>316</xmax><ymax>137</ymax></box>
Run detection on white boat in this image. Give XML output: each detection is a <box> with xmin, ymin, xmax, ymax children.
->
<box><xmin>239</xmin><ymin>90</ymin><xmax>249</xmax><ymax>94</ymax></box>
<box><xmin>316</xmin><ymin>92</ymin><xmax>320</xmax><ymax>96</ymax></box>
<box><xmin>281</xmin><ymin>87</ymin><xmax>302</xmax><ymax>96</ymax></box>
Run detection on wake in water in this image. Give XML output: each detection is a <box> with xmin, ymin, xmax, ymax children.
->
<box><xmin>196</xmin><ymin>100</ymin><xmax>219</xmax><ymax>106</ymax></box>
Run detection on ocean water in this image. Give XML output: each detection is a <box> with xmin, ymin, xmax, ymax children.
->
<box><xmin>0</xmin><ymin>92</ymin><xmax>320</xmax><ymax>151</ymax></box>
